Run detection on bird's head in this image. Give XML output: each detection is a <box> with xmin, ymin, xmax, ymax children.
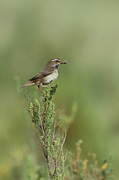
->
<box><xmin>47</xmin><ymin>58</ymin><xmax>67</xmax><ymax>69</ymax></box>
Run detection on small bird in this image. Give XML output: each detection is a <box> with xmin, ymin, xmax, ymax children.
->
<box><xmin>23</xmin><ymin>58</ymin><xmax>67</xmax><ymax>88</ymax></box>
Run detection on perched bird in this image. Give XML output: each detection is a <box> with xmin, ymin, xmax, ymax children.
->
<box><xmin>23</xmin><ymin>58</ymin><xmax>67</xmax><ymax>88</ymax></box>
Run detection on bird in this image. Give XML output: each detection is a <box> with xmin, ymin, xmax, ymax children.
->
<box><xmin>23</xmin><ymin>58</ymin><xmax>67</xmax><ymax>88</ymax></box>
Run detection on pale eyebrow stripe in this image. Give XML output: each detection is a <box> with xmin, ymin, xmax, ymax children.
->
<box><xmin>51</xmin><ymin>59</ymin><xmax>58</xmax><ymax>61</ymax></box>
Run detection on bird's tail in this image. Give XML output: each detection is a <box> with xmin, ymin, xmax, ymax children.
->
<box><xmin>22</xmin><ymin>81</ymin><xmax>35</xmax><ymax>87</ymax></box>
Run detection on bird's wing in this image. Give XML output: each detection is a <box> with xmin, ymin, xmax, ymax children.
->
<box><xmin>29</xmin><ymin>70</ymin><xmax>53</xmax><ymax>82</ymax></box>
<box><xmin>23</xmin><ymin>70</ymin><xmax>53</xmax><ymax>87</ymax></box>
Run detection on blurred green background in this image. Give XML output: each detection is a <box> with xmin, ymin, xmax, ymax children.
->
<box><xmin>0</xmin><ymin>0</ymin><xmax>119</xmax><ymax>179</ymax></box>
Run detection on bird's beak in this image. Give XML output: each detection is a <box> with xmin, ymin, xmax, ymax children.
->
<box><xmin>60</xmin><ymin>61</ymin><xmax>67</xmax><ymax>64</ymax></box>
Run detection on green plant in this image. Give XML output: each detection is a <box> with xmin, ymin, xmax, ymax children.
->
<box><xmin>28</xmin><ymin>85</ymin><xmax>66</xmax><ymax>180</ymax></box>
<box><xmin>25</xmin><ymin>85</ymin><xmax>113</xmax><ymax>180</ymax></box>
<box><xmin>65</xmin><ymin>140</ymin><xmax>113</xmax><ymax>180</ymax></box>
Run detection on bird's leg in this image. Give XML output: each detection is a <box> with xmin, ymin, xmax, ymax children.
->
<box><xmin>37</xmin><ymin>83</ymin><xmax>47</xmax><ymax>90</ymax></box>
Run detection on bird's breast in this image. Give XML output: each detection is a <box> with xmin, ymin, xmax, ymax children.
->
<box><xmin>43</xmin><ymin>70</ymin><xmax>59</xmax><ymax>83</ymax></box>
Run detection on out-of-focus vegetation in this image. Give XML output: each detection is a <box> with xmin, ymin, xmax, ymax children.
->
<box><xmin>22</xmin><ymin>86</ymin><xmax>113</xmax><ymax>180</ymax></box>
<box><xmin>0</xmin><ymin>0</ymin><xmax>119</xmax><ymax>179</ymax></box>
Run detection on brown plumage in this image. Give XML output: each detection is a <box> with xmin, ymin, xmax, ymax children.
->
<box><xmin>23</xmin><ymin>58</ymin><xmax>67</xmax><ymax>88</ymax></box>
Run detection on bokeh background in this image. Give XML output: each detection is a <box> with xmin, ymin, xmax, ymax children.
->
<box><xmin>0</xmin><ymin>0</ymin><xmax>119</xmax><ymax>179</ymax></box>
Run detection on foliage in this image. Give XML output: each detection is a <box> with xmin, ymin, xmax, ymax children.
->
<box><xmin>28</xmin><ymin>85</ymin><xmax>66</xmax><ymax>180</ymax></box>
<box><xmin>65</xmin><ymin>140</ymin><xmax>113</xmax><ymax>180</ymax></box>
<box><xmin>25</xmin><ymin>85</ymin><xmax>113</xmax><ymax>180</ymax></box>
